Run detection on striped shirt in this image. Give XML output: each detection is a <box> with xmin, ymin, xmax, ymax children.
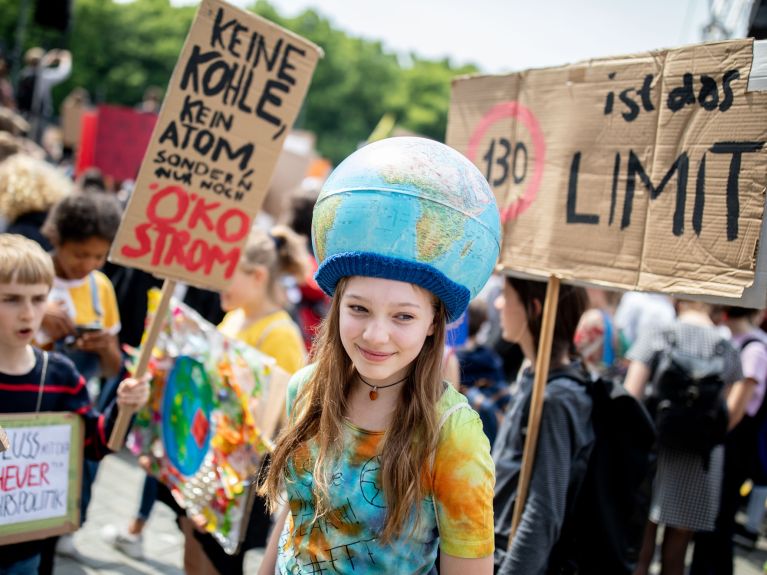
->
<box><xmin>0</xmin><ymin>347</ymin><xmax>119</xmax><ymax>566</ymax></box>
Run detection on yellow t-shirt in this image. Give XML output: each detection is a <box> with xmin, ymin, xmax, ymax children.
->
<box><xmin>41</xmin><ymin>270</ymin><xmax>121</xmax><ymax>342</ymax></box>
<box><xmin>218</xmin><ymin>309</ymin><xmax>306</xmax><ymax>375</ymax></box>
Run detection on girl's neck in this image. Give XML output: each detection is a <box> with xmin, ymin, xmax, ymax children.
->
<box><xmin>241</xmin><ymin>298</ymin><xmax>280</xmax><ymax>322</ymax></box>
<box><xmin>526</xmin><ymin>349</ymin><xmax>571</xmax><ymax>372</ymax></box>
<box><xmin>678</xmin><ymin>308</ymin><xmax>713</xmax><ymax>326</ymax></box>
<box><xmin>728</xmin><ymin>317</ymin><xmax>753</xmax><ymax>336</ymax></box>
<box><xmin>0</xmin><ymin>345</ymin><xmax>36</xmax><ymax>375</ymax></box>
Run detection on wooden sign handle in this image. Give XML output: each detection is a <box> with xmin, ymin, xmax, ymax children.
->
<box><xmin>508</xmin><ymin>275</ymin><xmax>561</xmax><ymax>548</ymax></box>
<box><xmin>107</xmin><ymin>279</ymin><xmax>176</xmax><ymax>452</ymax></box>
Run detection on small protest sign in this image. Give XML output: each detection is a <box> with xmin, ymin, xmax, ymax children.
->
<box><xmin>109</xmin><ymin>0</ymin><xmax>322</xmax><ymax>291</ymax></box>
<box><xmin>0</xmin><ymin>413</ymin><xmax>84</xmax><ymax>545</ymax></box>
<box><xmin>90</xmin><ymin>105</ymin><xmax>158</xmax><ymax>182</ymax></box>
<box><xmin>447</xmin><ymin>39</ymin><xmax>767</xmax><ymax>303</ymax></box>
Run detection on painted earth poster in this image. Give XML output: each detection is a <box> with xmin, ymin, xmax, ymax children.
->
<box><xmin>127</xmin><ymin>290</ymin><xmax>288</xmax><ymax>554</ymax></box>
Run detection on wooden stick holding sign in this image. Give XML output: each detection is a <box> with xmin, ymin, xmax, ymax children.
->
<box><xmin>0</xmin><ymin>424</ymin><xmax>8</xmax><ymax>452</ymax></box>
<box><xmin>103</xmin><ymin>0</ymin><xmax>321</xmax><ymax>451</ymax></box>
<box><xmin>107</xmin><ymin>279</ymin><xmax>176</xmax><ymax>452</ymax></box>
<box><xmin>508</xmin><ymin>275</ymin><xmax>561</xmax><ymax>545</ymax></box>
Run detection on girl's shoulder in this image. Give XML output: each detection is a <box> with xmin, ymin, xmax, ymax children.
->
<box><xmin>435</xmin><ymin>383</ymin><xmax>482</xmax><ymax>435</ymax></box>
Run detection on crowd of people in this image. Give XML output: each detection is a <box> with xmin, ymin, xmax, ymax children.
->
<box><xmin>0</xmin><ymin>45</ymin><xmax>766</xmax><ymax>575</ymax></box>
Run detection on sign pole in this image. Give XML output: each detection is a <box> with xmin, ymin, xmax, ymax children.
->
<box><xmin>107</xmin><ymin>278</ymin><xmax>176</xmax><ymax>452</ymax></box>
<box><xmin>508</xmin><ymin>275</ymin><xmax>561</xmax><ymax>547</ymax></box>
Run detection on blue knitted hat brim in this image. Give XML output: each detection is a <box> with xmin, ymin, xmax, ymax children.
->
<box><xmin>315</xmin><ymin>252</ymin><xmax>470</xmax><ymax>322</ymax></box>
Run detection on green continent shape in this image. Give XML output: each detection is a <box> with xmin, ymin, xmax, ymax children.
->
<box><xmin>416</xmin><ymin>200</ymin><xmax>464</xmax><ymax>262</ymax></box>
<box><xmin>313</xmin><ymin>195</ymin><xmax>343</xmax><ymax>262</ymax></box>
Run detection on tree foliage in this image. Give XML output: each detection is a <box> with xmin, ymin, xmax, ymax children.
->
<box><xmin>0</xmin><ymin>0</ymin><xmax>480</xmax><ymax>164</ymax></box>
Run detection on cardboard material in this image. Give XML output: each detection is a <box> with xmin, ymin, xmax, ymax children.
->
<box><xmin>109</xmin><ymin>0</ymin><xmax>322</xmax><ymax>291</ymax></box>
<box><xmin>0</xmin><ymin>413</ymin><xmax>84</xmax><ymax>545</ymax></box>
<box><xmin>447</xmin><ymin>39</ymin><xmax>767</xmax><ymax>303</ymax></box>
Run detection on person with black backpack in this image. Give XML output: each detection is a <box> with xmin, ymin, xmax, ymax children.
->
<box><xmin>689</xmin><ymin>305</ymin><xmax>767</xmax><ymax>575</ymax></box>
<box><xmin>492</xmin><ymin>277</ymin><xmax>592</xmax><ymax>575</ymax></box>
<box><xmin>493</xmin><ymin>277</ymin><xmax>657</xmax><ymax>575</ymax></box>
<box><xmin>625</xmin><ymin>300</ymin><xmax>743</xmax><ymax>575</ymax></box>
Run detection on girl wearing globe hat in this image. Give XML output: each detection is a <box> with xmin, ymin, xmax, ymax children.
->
<box><xmin>258</xmin><ymin>137</ymin><xmax>501</xmax><ymax>575</ymax></box>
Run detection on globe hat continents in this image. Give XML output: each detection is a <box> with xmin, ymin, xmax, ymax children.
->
<box><xmin>312</xmin><ymin>137</ymin><xmax>501</xmax><ymax>322</ymax></box>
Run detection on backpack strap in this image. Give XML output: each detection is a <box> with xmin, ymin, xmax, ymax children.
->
<box><xmin>88</xmin><ymin>272</ymin><xmax>103</xmax><ymax>320</ymax></box>
<box><xmin>739</xmin><ymin>336</ymin><xmax>764</xmax><ymax>353</ymax></box>
<box><xmin>254</xmin><ymin>318</ymin><xmax>299</xmax><ymax>349</ymax></box>
<box><xmin>35</xmin><ymin>351</ymin><xmax>49</xmax><ymax>414</ymax></box>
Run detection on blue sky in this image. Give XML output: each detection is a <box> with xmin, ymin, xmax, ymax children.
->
<box><xmin>170</xmin><ymin>0</ymin><xmax>723</xmax><ymax>73</ymax></box>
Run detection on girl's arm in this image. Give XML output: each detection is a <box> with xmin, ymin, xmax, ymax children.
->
<box><xmin>258</xmin><ymin>505</ymin><xmax>289</xmax><ymax>575</ymax></box>
<box><xmin>727</xmin><ymin>378</ymin><xmax>756</xmax><ymax>430</ymax></box>
<box><xmin>623</xmin><ymin>360</ymin><xmax>651</xmax><ymax>399</ymax></box>
<box><xmin>440</xmin><ymin>552</ymin><xmax>493</xmax><ymax>575</ymax></box>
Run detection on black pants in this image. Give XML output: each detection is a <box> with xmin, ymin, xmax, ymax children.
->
<box><xmin>689</xmin><ymin>421</ymin><xmax>756</xmax><ymax>575</ymax></box>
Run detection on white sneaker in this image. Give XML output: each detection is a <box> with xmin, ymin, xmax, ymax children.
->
<box><xmin>55</xmin><ymin>533</ymin><xmax>78</xmax><ymax>558</ymax></box>
<box><xmin>101</xmin><ymin>524</ymin><xmax>145</xmax><ymax>560</ymax></box>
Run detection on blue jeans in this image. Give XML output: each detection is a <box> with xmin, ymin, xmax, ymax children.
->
<box><xmin>0</xmin><ymin>554</ymin><xmax>41</xmax><ymax>575</ymax></box>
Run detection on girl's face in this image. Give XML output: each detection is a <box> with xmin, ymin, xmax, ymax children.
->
<box><xmin>220</xmin><ymin>265</ymin><xmax>266</xmax><ymax>312</ymax></box>
<box><xmin>54</xmin><ymin>237</ymin><xmax>111</xmax><ymax>280</ymax></box>
<box><xmin>496</xmin><ymin>281</ymin><xmax>535</xmax><ymax>352</ymax></box>
<box><xmin>339</xmin><ymin>276</ymin><xmax>436</xmax><ymax>386</ymax></box>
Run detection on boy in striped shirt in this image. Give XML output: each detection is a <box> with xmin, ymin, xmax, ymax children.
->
<box><xmin>0</xmin><ymin>234</ymin><xmax>149</xmax><ymax>575</ymax></box>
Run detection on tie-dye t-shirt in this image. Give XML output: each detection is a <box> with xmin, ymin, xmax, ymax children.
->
<box><xmin>276</xmin><ymin>364</ymin><xmax>495</xmax><ymax>574</ymax></box>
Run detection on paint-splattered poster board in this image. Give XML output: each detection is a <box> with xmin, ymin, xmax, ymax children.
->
<box><xmin>110</xmin><ymin>0</ymin><xmax>322</xmax><ymax>290</ymax></box>
<box><xmin>0</xmin><ymin>413</ymin><xmax>84</xmax><ymax>545</ymax></box>
<box><xmin>447</xmin><ymin>39</ymin><xmax>767</xmax><ymax>304</ymax></box>
<box><xmin>128</xmin><ymin>292</ymin><xmax>289</xmax><ymax>554</ymax></box>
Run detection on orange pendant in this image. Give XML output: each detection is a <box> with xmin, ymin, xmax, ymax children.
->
<box><xmin>369</xmin><ymin>388</ymin><xmax>378</xmax><ymax>400</ymax></box>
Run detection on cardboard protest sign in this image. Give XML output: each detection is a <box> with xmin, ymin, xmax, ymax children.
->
<box><xmin>447</xmin><ymin>39</ymin><xmax>767</xmax><ymax>302</ymax></box>
<box><xmin>109</xmin><ymin>0</ymin><xmax>322</xmax><ymax>290</ymax></box>
<box><xmin>128</xmin><ymin>290</ymin><xmax>289</xmax><ymax>554</ymax></box>
<box><xmin>0</xmin><ymin>413</ymin><xmax>84</xmax><ymax>545</ymax></box>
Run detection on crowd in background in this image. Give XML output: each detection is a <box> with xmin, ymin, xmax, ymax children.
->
<box><xmin>1</xmin><ymin>45</ymin><xmax>767</xmax><ymax>575</ymax></box>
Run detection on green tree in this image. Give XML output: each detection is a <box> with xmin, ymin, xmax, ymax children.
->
<box><xmin>1</xmin><ymin>0</ymin><xmax>480</xmax><ymax>164</ymax></box>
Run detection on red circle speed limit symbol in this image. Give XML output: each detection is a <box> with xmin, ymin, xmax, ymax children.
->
<box><xmin>467</xmin><ymin>102</ymin><xmax>545</xmax><ymax>222</ymax></box>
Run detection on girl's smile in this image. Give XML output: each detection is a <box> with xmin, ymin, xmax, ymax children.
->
<box><xmin>339</xmin><ymin>276</ymin><xmax>435</xmax><ymax>387</ymax></box>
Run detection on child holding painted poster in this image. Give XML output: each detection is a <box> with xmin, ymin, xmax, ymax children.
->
<box><xmin>108</xmin><ymin>226</ymin><xmax>308</xmax><ymax>571</ymax></box>
<box><xmin>258</xmin><ymin>137</ymin><xmax>500</xmax><ymax>575</ymax></box>
<box><xmin>0</xmin><ymin>234</ymin><xmax>149</xmax><ymax>575</ymax></box>
<box><xmin>181</xmin><ymin>225</ymin><xmax>309</xmax><ymax>573</ymax></box>
<box><xmin>218</xmin><ymin>225</ymin><xmax>308</xmax><ymax>374</ymax></box>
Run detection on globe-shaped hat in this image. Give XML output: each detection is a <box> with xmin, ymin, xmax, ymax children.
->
<box><xmin>312</xmin><ymin>137</ymin><xmax>501</xmax><ymax>321</ymax></box>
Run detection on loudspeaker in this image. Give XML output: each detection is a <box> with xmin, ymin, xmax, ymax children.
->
<box><xmin>34</xmin><ymin>0</ymin><xmax>72</xmax><ymax>32</ymax></box>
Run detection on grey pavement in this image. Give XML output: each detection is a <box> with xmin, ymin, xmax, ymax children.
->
<box><xmin>50</xmin><ymin>450</ymin><xmax>767</xmax><ymax>574</ymax></box>
<box><xmin>53</xmin><ymin>450</ymin><xmax>263</xmax><ymax>574</ymax></box>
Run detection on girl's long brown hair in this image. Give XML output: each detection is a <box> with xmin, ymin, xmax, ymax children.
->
<box><xmin>260</xmin><ymin>277</ymin><xmax>447</xmax><ymax>541</ymax></box>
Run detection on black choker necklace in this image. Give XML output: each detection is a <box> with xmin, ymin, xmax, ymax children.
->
<box><xmin>358</xmin><ymin>373</ymin><xmax>409</xmax><ymax>400</ymax></box>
